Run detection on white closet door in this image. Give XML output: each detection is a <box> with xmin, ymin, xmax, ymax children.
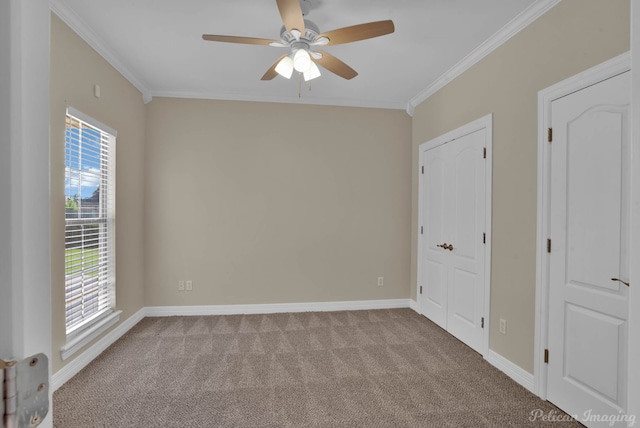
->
<box><xmin>446</xmin><ymin>130</ymin><xmax>486</xmax><ymax>353</ymax></box>
<box><xmin>421</xmin><ymin>142</ymin><xmax>449</xmax><ymax>329</ymax></box>
<box><xmin>420</xmin><ymin>128</ymin><xmax>486</xmax><ymax>353</ymax></box>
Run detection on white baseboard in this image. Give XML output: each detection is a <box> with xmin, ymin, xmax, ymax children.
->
<box><xmin>485</xmin><ymin>349</ymin><xmax>535</xmax><ymax>394</ymax></box>
<box><xmin>60</xmin><ymin>310</ymin><xmax>122</xmax><ymax>361</ymax></box>
<box><xmin>51</xmin><ymin>301</ymin><xmax>537</xmax><ymax>400</ymax></box>
<box><xmin>145</xmin><ymin>298</ymin><xmax>411</xmax><ymax>317</ymax></box>
<box><xmin>52</xmin><ymin>307</ymin><xmax>146</xmax><ymax>392</ymax></box>
<box><xmin>52</xmin><ymin>299</ymin><xmax>413</xmax><ymax>390</ymax></box>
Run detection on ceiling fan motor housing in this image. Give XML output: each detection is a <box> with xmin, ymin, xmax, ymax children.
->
<box><xmin>279</xmin><ymin>19</ymin><xmax>320</xmax><ymax>44</ymax></box>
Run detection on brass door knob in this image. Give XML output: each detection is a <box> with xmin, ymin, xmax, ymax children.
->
<box><xmin>437</xmin><ymin>243</ymin><xmax>454</xmax><ymax>251</ymax></box>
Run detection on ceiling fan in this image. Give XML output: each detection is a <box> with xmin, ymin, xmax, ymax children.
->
<box><xmin>202</xmin><ymin>0</ymin><xmax>395</xmax><ymax>82</ymax></box>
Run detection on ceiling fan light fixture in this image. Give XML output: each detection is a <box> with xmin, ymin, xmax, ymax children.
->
<box><xmin>293</xmin><ymin>48</ymin><xmax>311</xmax><ymax>72</ymax></box>
<box><xmin>314</xmin><ymin>36</ymin><xmax>329</xmax><ymax>46</ymax></box>
<box><xmin>303</xmin><ymin>61</ymin><xmax>321</xmax><ymax>81</ymax></box>
<box><xmin>275</xmin><ymin>55</ymin><xmax>294</xmax><ymax>79</ymax></box>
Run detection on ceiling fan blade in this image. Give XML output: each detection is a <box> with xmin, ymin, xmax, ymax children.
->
<box><xmin>261</xmin><ymin>54</ymin><xmax>289</xmax><ymax>80</ymax></box>
<box><xmin>313</xmin><ymin>51</ymin><xmax>357</xmax><ymax>80</ymax></box>
<box><xmin>202</xmin><ymin>35</ymin><xmax>280</xmax><ymax>46</ymax></box>
<box><xmin>276</xmin><ymin>0</ymin><xmax>305</xmax><ymax>35</ymax></box>
<box><xmin>317</xmin><ymin>20</ymin><xmax>394</xmax><ymax>46</ymax></box>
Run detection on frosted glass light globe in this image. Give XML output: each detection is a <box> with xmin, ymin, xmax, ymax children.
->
<box><xmin>293</xmin><ymin>49</ymin><xmax>311</xmax><ymax>73</ymax></box>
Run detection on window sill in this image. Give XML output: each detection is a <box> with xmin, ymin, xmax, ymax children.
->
<box><xmin>60</xmin><ymin>310</ymin><xmax>122</xmax><ymax>361</ymax></box>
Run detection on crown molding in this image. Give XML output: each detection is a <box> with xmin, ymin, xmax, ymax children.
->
<box><xmin>149</xmin><ymin>89</ymin><xmax>407</xmax><ymax>111</ymax></box>
<box><xmin>49</xmin><ymin>0</ymin><xmax>405</xmax><ymax>111</ymax></box>
<box><xmin>50</xmin><ymin>0</ymin><xmax>152</xmax><ymax>103</ymax></box>
<box><xmin>406</xmin><ymin>0</ymin><xmax>561</xmax><ymax>116</ymax></box>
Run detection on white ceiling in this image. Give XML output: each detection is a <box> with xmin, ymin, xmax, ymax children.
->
<box><xmin>51</xmin><ymin>0</ymin><xmax>554</xmax><ymax>113</ymax></box>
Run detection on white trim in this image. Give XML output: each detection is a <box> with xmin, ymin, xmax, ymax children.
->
<box><xmin>53</xmin><ymin>308</ymin><xmax>145</xmax><ymax>391</ymax></box>
<box><xmin>148</xmin><ymin>90</ymin><xmax>407</xmax><ymax>111</ymax></box>
<box><xmin>51</xmin><ymin>298</ymin><xmax>548</xmax><ymax>398</ymax></box>
<box><xmin>1</xmin><ymin>2</ymin><xmax>52</xmax><ymax>426</ymax></box>
<box><xmin>52</xmin><ymin>300</ymin><xmax>409</xmax><ymax>390</ymax></box>
<box><xmin>416</xmin><ymin>114</ymin><xmax>493</xmax><ymax>358</ymax></box>
<box><xmin>49</xmin><ymin>0</ymin><xmax>559</xmax><ymax>114</ymax></box>
<box><xmin>485</xmin><ymin>350</ymin><xmax>535</xmax><ymax>393</ymax></box>
<box><xmin>409</xmin><ymin>299</ymin><xmax>419</xmax><ymax>313</ymax></box>
<box><xmin>49</xmin><ymin>0</ymin><xmax>405</xmax><ymax>112</ymax></box>
<box><xmin>629</xmin><ymin>2</ymin><xmax>640</xmax><ymax>423</ymax></box>
<box><xmin>406</xmin><ymin>0</ymin><xmax>560</xmax><ymax>116</ymax></box>
<box><xmin>60</xmin><ymin>310</ymin><xmax>122</xmax><ymax>361</ymax></box>
<box><xmin>534</xmin><ymin>52</ymin><xmax>631</xmax><ymax>398</ymax></box>
<box><xmin>145</xmin><ymin>299</ymin><xmax>411</xmax><ymax>317</ymax></box>
<box><xmin>49</xmin><ymin>0</ymin><xmax>151</xmax><ymax>103</ymax></box>
<box><xmin>66</xmin><ymin>105</ymin><xmax>118</xmax><ymax>137</ymax></box>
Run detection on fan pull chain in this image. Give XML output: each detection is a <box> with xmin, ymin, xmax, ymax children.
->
<box><xmin>298</xmin><ymin>72</ymin><xmax>302</xmax><ymax>98</ymax></box>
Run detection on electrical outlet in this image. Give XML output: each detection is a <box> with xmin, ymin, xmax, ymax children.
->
<box><xmin>185</xmin><ymin>280</ymin><xmax>193</xmax><ymax>291</ymax></box>
<box><xmin>377</xmin><ymin>277</ymin><xmax>384</xmax><ymax>287</ymax></box>
<box><xmin>178</xmin><ymin>280</ymin><xmax>185</xmax><ymax>291</ymax></box>
<box><xmin>499</xmin><ymin>318</ymin><xmax>507</xmax><ymax>335</ymax></box>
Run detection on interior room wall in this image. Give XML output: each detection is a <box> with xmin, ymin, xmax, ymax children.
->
<box><xmin>50</xmin><ymin>15</ymin><xmax>146</xmax><ymax>373</ymax></box>
<box><xmin>144</xmin><ymin>98</ymin><xmax>411</xmax><ymax>307</ymax></box>
<box><xmin>410</xmin><ymin>0</ymin><xmax>630</xmax><ymax>374</ymax></box>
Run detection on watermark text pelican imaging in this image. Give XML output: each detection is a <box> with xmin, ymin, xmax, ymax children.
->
<box><xmin>529</xmin><ymin>408</ymin><xmax>636</xmax><ymax>426</ymax></box>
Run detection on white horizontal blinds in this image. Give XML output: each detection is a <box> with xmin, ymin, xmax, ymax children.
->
<box><xmin>64</xmin><ymin>110</ymin><xmax>116</xmax><ymax>334</ymax></box>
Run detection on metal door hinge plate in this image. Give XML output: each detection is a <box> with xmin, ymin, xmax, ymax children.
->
<box><xmin>1</xmin><ymin>353</ymin><xmax>49</xmax><ymax>428</ymax></box>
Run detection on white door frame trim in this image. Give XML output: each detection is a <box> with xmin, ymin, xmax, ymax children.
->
<box><xmin>417</xmin><ymin>113</ymin><xmax>493</xmax><ymax>357</ymax></box>
<box><xmin>534</xmin><ymin>52</ymin><xmax>631</xmax><ymax>398</ymax></box>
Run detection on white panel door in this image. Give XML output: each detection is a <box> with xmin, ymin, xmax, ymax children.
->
<box><xmin>421</xmin><ymin>128</ymin><xmax>486</xmax><ymax>353</ymax></box>
<box><xmin>446</xmin><ymin>130</ymin><xmax>486</xmax><ymax>353</ymax></box>
<box><xmin>421</xmin><ymin>143</ymin><xmax>449</xmax><ymax>329</ymax></box>
<box><xmin>548</xmin><ymin>71</ymin><xmax>630</xmax><ymax>427</ymax></box>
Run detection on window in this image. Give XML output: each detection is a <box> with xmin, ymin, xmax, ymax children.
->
<box><xmin>64</xmin><ymin>108</ymin><xmax>117</xmax><ymax>341</ymax></box>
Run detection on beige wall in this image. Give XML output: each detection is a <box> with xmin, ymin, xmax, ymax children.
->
<box><xmin>50</xmin><ymin>0</ymin><xmax>628</xmax><ymax>379</ymax></box>
<box><xmin>411</xmin><ymin>0</ymin><xmax>630</xmax><ymax>373</ymax></box>
<box><xmin>144</xmin><ymin>98</ymin><xmax>411</xmax><ymax>306</ymax></box>
<box><xmin>50</xmin><ymin>15</ymin><xmax>146</xmax><ymax>373</ymax></box>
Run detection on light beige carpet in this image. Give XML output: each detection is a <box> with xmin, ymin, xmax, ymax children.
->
<box><xmin>53</xmin><ymin>309</ymin><xmax>581</xmax><ymax>427</ymax></box>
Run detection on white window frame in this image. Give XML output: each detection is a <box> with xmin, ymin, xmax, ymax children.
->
<box><xmin>61</xmin><ymin>107</ymin><xmax>121</xmax><ymax>360</ymax></box>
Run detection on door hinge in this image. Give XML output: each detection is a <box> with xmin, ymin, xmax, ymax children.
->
<box><xmin>1</xmin><ymin>354</ymin><xmax>49</xmax><ymax>427</ymax></box>
<box><xmin>481</xmin><ymin>317</ymin><xmax>484</xmax><ymax>328</ymax></box>
<box><xmin>544</xmin><ymin>349</ymin><xmax>549</xmax><ymax>364</ymax></box>
<box><xmin>547</xmin><ymin>239</ymin><xmax>552</xmax><ymax>253</ymax></box>
<box><xmin>421</xmin><ymin>165</ymin><xmax>424</xmax><ymax>174</ymax></box>
<box><xmin>419</xmin><ymin>286</ymin><xmax>423</xmax><ymax>295</ymax></box>
<box><xmin>483</xmin><ymin>233</ymin><xmax>486</xmax><ymax>244</ymax></box>
<box><xmin>547</xmin><ymin>128</ymin><xmax>553</xmax><ymax>143</ymax></box>
<box><xmin>420</xmin><ymin>226</ymin><xmax>423</xmax><ymax>235</ymax></box>
<box><xmin>483</xmin><ymin>147</ymin><xmax>487</xmax><ymax>159</ymax></box>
